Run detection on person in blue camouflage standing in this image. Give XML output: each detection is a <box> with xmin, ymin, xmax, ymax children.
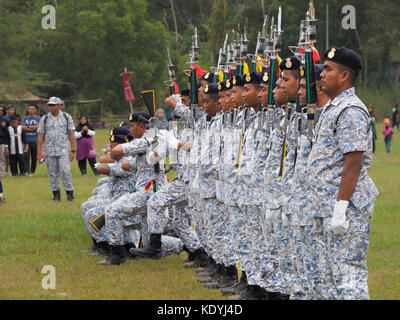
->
<box><xmin>307</xmin><ymin>47</ymin><xmax>379</xmax><ymax>300</ymax></box>
<box><xmin>37</xmin><ymin>97</ymin><xmax>76</xmax><ymax>201</ymax></box>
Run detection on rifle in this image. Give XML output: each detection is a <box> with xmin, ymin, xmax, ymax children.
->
<box><xmin>165</xmin><ymin>48</ymin><xmax>176</xmax><ymax>96</ymax></box>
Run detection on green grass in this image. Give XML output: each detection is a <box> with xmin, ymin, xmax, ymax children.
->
<box><xmin>0</xmin><ymin>125</ymin><xmax>399</xmax><ymax>299</ymax></box>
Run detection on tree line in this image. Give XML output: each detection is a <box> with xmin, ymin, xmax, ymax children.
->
<box><xmin>0</xmin><ymin>0</ymin><xmax>399</xmax><ymax>116</ymax></box>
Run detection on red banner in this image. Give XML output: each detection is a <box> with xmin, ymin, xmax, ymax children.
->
<box><xmin>122</xmin><ymin>72</ymin><xmax>135</xmax><ymax>104</ymax></box>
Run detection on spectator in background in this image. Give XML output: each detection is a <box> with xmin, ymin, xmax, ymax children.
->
<box><xmin>4</xmin><ymin>105</ymin><xmax>21</xmax><ymax>124</ymax></box>
<box><xmin>392</xmin><ymin>104</ymin><xmax>399</xmax><ymax>131</ymax></box>
<box><xmin>383</xmin><ymin>118</ymin><xmax>393</xmax><ymax>153</ymax></box>
<box><xmin>155</xmin><ymin>108</ymin><xmax>169</xmax><ymax>130</ymax></box>
<box><xmin>0</xmin><ymin>109</ymin><xmax>10</xmax><ymax>177</ymax></box>
<box><xmin>0</xmin><ymin>105</ymin><xmax>5</xmax><ymax>118</ymax></box>
<box><xmin>75</xmin><ymin>115</ymin><xmax>98</xmax><ymax>176</ymax></box>
<box><xmin>22</xmin><ymin>104</ymin><xmax>41</xmax><ymax>175</ymax></box>
<box><xmin>7</xmin><ymin>115</ymin><xmax>28</xmax><ymax>176</ymax></box>
<box><xmin>368</xmin><ymin>105</ymin><xmax>377</xmax><ymax>153</ymax></box>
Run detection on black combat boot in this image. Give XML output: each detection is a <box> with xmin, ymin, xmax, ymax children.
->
<box><xmin>221</xmin><ymin>271</ymin><xmax>247</xmax><ymax>296</ymax></box>
<box><xmin>96</xmin><ymin>245</ymin><xmax>127</xmax><ymax>265</ymax></box>
<box><xmin>184</xmin><ymin>248</ymin><xmax>210</xmax><ymax>268</ymax></box>
<box><xmin>66</xmin><ymin>190</ymin><xmax>75</xmax><ymax>201</ymax></box>
<box><xmin>218</xmin><ymin>265</ymin><xmax>238</xmax><ymax>289</ymax></box>
<box><xmin>129</xmin><ymin>234</ymin><xmax>162</xmax><ymax>259</ymax></box>
<box><xmin>52</xmin><ymin>190</ymin><xmax>61</xmax><ymax>201</ymax></box>
<box><xmin>203</xmin><ymin>264</ymin><xmax>225</xmax><ymax>289</ymax></box>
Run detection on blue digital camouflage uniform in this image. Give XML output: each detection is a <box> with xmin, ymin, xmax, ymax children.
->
<box><xmin>146</xmin><ymin>136</ymin><xmax>202</xmax><ymax>252</ymax></box>
<box><xmin>199</xmin><ymin>113</ymin><xmax>227</xmax><ymax>265</ymax></box>
<box><xmin>238</xmin><ymin>111</ymin><xmax>275</xmax><ymax>291</ymax></box>
<box><xmin>83</xmin><ymin>157</ymin><xmax>137</xmax><ymax>244</ymax></box>
<box><xmin>105</xmin><ymin>132</ymin><xmax>168</xmax><ymax>247</ymax></box>
<box><xmin>306</xmin><ymin>87</ymin><xmax>379</xmax><ymax>300</ymax></box>
<box><xmin>37</xmin><ymin>111</ymin><xmax>75</xmax><ymax>192</ymax></box>
<box><xmin>262</xmin><ymin>118</ymin><xmax>287</xmax><ymax>294</ymax></box>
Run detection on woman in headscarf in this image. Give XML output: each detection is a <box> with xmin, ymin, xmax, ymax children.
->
<box><xmin>75</xmin><ymin>115</ymin><xmax>98</xmax><ymax>175</ymax></box>
<box><xmin>156</xmin><ymin>108</ymin><xmax>169</xmax><ymax>130</ymax></box>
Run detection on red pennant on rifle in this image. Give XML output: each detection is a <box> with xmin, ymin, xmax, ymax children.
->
<box><xmin>122</xmin><ymin>72</ymin><xmax>135</xmax><ymax>104</ymax></box>
<box><xmin>190</xmin><ymin>63</ymin><xmax>207</xmax><ymax>78</ymax></box>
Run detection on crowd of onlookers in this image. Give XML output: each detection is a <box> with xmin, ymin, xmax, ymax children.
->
<box><xmin>0</xmin><ymin>102</ymin><xmax>103</xmax><ymax>203</ymax></box>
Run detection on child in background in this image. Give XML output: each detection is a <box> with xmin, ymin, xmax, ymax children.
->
<box><xmin>383</xmin><ymin>118</ymin><xmax>393</xmax><ymax>153</ymax></box>
<box><xmin>7</xmin><ymin>115</ymin><xmax>28</xmax><ymax>175</ymax></box>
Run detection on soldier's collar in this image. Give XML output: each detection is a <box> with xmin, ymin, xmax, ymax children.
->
<box><xmin>330</xmin><ymin>87</ymin><xmax>355</xmax><ymax>107</ymax></box>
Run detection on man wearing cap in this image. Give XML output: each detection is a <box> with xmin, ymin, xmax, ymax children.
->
<box><xmin>307</xmin><ymin>47</ymin><xmax>379</xmax><ymax>299</ymax></box>
<box><xmin>37</xmin><ymin>97</ymin><xmax>76</xmax><ymax>201</ymax></box>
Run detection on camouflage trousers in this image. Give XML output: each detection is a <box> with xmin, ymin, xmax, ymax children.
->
<box><xmin>199</xmin><ymin>198</ymin><xmax>225</xmax><ymax>264</ymax></box>
<box><xmin>96</xmin><ymin>177</ymin><xmax>109</xmax><ymax>187</ymax></box>
<box><xmin>45</xmin><ymin>155</ymin><xmax>73</xmax><ymax>192</ymax></box>
<box><xmin>227</xmin><ymin>205</ymin><xmax>246</xmax><ymax>270</ymax></box>
<box><xmin>214</xmin><ymin>201</ymin><xmax>233</xmax><ymax>267</ymax></box>
<box><xmin>147</xmin><ymin>179</ymin><xmax>201</xmax><ymax>252</ymax></box>
<box><xmin>105</xmin><ymin>190</ymin><xmax>151</xmax><ymax>246</ymax></box>
<box><xmin>241</xmin><ymin>205</ymin><xmax>270</xmax><ymax>287</ymax></box>
<box><xmin>84</xmin><ymin>204</ymin><xmax>141</xmax><ymax>244</ymax></box>
<box><xmin>187</xmin><ymin>191</ymin><xmax>210</xmax><ymax>256</ymax></box>
<box><xmin>289</xmin><ymin>224</ymin><xmax>314</xmax><ymax>300</ymax></box>
<box><xmin>279</xmin><ymin>212</ymin><xmax>303</xmax><ymax>297</ymax></box>
<box><xmin>268</xmin><ymin>207</ymin><xmax>290</xmax><ymax>294</ymax></box>
<box><xmin>81</xmin><ymin>197</ymin><xmax>111</xmax><ymax>216</ymax></box>
<box><xmin>325</xmin><ymin>203</ymin><xmax>373</xmax><ymax>300</ymax></box>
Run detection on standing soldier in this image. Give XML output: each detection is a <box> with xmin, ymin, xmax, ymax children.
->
<box><xmin>307</xmin><ymin>47</ymin><xmax>379</xmax><ymax>299</ymax></box>
<box><xmin>37</xmin><ymin>97</ymin><xmax>76</xmax><ymax>201</ymax></box>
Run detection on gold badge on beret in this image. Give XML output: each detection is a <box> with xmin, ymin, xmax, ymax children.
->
<box><xmin>285</xmin><ymin>58</ymin><xmax>292</xmax><ymax>69</ymax></box>
<box><xmin>205</xmin><ymin>85</ymin><xmax>209</xmax><ymax>93</ymax></box>
<box><xmin>263</xmin><ymin>72</ymin><xmax>269</xmax><ymax>82</ymax></box>
<box><xmin>226</xmin><ymin>80</ymin><xmax>231</xmax><ymax>88</ymax></box>
<box><xmin>111</xmin><ymin>135</ymin><xmax>115</xmax><ymax>142</ymax></box>
<box><xmin>328</xmin><ymin>48</ymin><xmax>336</xmax><ymax>59</ymax></box>
<box><xmin>245</xmin><ymin>73</ymin><xmax>251</xmax><ymax>82</ymax></box>
<box><xmin>205</xmin><ymin>72</ymin><xmax>210</xmax><ymax>79</ymax></box>
<box><xmin>300</xmin><ymin>66</ymin><xmax>305</xmax><ymax>77</ymax></box>
<box><xmin>129</xmin><ymin>114</ymin><xmax>133</xmax><ymax>121</ymax></box>
<box><xmin>232</xmin><ymin>77</ymin><xmax>237</xmax><ymax>85</ymax></box>
<box><xmin>109</xmin><ymin>129</ymin><xmax>114</xmax><ymax>136</ymax></box>
<box><xmin>125</xmin><ymin>137</ymin><xmax>129</xmax><ymax>143</ymax></box>
<box><xmin>218</xmin><ymin>83</ymin><xmax>222</xmax><ymax>90</ymax></box>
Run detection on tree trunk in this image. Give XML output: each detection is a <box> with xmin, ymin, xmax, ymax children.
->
<box><xmin>169</xmin><ymin>0</ymin><xmax>179</xmax><ymax>51</ymax></box>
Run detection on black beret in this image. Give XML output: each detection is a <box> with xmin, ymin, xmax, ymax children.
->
<box><xmin>202</xmin><ymin>71</ymin><xmax>215</xmax><ymax>83</ymax></box>
<box><xmin>128</xmin><ymin>111</ymin><xmax>150</xmax><ymax>123</ymax></box>
<box><xmin>232</xmin><ymin>74</ymin><xmax>245</xmax><ymax>87</ymax></box>
<box><xmin>324</xmin><ymin>46</ymin><xmax>362</xmax><ymax>72</ymax></box>
<box><xmin>204</xmin><ymin>83</ymin><xmax>219</xmax><ymax>95</ymax></box>
<box><xmin>244</xmin><ymin>72</ymin><xmax>262</xmax><ymax>85</ymax></box>
<box><xmin>109</xmin><ymin>126</ymin><xmax>133</xmax><ymax>144</ymax></box>
<box><xmin>279</xmin><ymin>56</ymin><xmax>301</xmax><ymax>71</ymax></box>
<box><xmin>314</xmin><ymin>64</ymin><xmax>324</xmax><ymax>81</ymax></box>
<box><xmin>218</xmin><ymin>80</ymin><xmax>233</xmax><ymax>91</ymax></box>
<box><xmin>180</xmin><ymin>88</ymin><xmax>190</xmax><ymax>96</ymax></box>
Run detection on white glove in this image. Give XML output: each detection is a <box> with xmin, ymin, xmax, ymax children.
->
<box><xmin>282</xmin><ymin>212</ymin><xmax>289</xmax><ymax>228</ymax></box>
<box><xmin>146</xmin><ymin>151</ymin><xmax>162</xmax><ymax>165</ymax></box>
<box><xmin>331</xmin><ymin>200</ymin><xmax>349</xmax><ymax>235</ymax></box>
<box><xmin>163</xmin><ymin>130</ymin><xmax>179</xmax><ymax>150</ymax></box>
<box><xmin>265</xmin><ymin>209</ymin><xmax>274</xmax><ymax>227</ymax></box>
<box><xmin>156</xmin><ymin>129</ymin><xmax>170</xmax><ymax>143</ymax></box>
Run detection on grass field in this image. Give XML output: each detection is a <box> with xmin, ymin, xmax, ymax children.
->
<box><xmin>0</xmin><ymin>125</ymin><xmax>399</xmax><ymax>300</ymax></box>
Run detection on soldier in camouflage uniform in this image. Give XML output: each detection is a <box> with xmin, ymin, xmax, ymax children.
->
<box><xmin>130</xmin><ymin>97</ymin><xmax>207</xmax><ymax>263</ymax></box>
<box><xmin>290</xmin><ymin>64</ymin><xmax>329</xmax><ymax>300</ymax></box>
<box><xmin>81</xmin><ymin>126</ymin><xmax>139</xmax><ymax>256</ymax></box>
<box><xmin>97</xmin><ymin>112</ymin><xmax>181</xmax><ymax>265</ymax></box>
<box><xmin>306</xmin><ymin>47</ymin><xmax>378</xmax><ymax>300</ymax></box>
<box><xmin>37</xmin><ymin>97</ymin><xmax>76</xmax><ymax>201</ymax></box>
